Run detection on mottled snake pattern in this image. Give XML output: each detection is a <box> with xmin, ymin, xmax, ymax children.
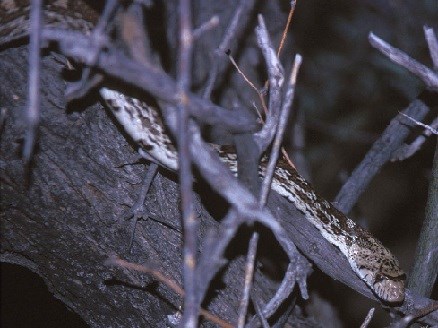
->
<box><xmin>0</xmin><ymin>0</ymin><xmax>406</xmax><ymax>303</ymax></box>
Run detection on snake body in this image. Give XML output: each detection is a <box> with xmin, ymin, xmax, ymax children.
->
<box><xmin>0</xmin><ymin>0</ymin><xmax>406</xmax><ymax>303</ymax></box>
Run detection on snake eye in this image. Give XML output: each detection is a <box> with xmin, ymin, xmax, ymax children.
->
<box><xmin>374</xmin><ymin>272</ymin><xmax>386</xmax><ymax>283</ymax></box>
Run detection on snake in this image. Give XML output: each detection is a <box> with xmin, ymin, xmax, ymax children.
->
<box><xmin>0</xmin><ymin>0</ymin><xmax>406</xmax><ymax>303</ymax></box>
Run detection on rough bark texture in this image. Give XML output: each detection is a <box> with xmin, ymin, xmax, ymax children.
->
<box><xmin>0</xmin><ymin>46</ymin><xmax>191</xmax><ymax>327</ymax></box>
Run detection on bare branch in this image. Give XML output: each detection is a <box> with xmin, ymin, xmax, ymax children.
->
<box><xmin>237</xmin><ymin>233</ymin><xmax>258</xmax><ymax>328</ymax></box>
<box><xmin>124</xmin><ymin>163</ymin><xmax>159</xmax><ymax>253</ymax></box>
<box><xmin>369</xmin><ymin>32</ymin><xmax>438</xmax><ymax>91</ymax></box>
<box><xmin>176</xmin><ymin>1</ymin><xmax>198</xmax><ymax>326</ymax></box>
<box><xmin>277</xmin><ymin>1</ymin><xmax>296</xmax><ymax>58</ymax></box>
<box><xmin>227</xmin><ymin>51</ymin><xmax>261</xmax><ymax>99</ymax></box>
<box><xmin>252</xmin><ymin>298</ymin><xmax>270</xmax><ymax>328</ymax></box>
<box><xmin>90</xmin><ymin>0</ymin><xmax>119</xmax><ymax>54</ymax></box>
<box><xmin>202</xmin><ymin>0</ymin><xmax>256</xmax><ymax>99</ymax></box>
<box><xmin>65</xmin><ymin>0</ymin><xmax>119</xmax><ymax>100</ymax></box>
<box><xmin>246</xmin><ymin>261</ymin><xmax>311</xmax><ymax>328</ymax></box>
<box><xmin>23</xmin><ymin>0</ymin><xmax>42</xmax><ymax>164</ymax></box>
<box><xmin>254</xmin><ymin>15</ymin><xmax>284</xmax><ymax>153</ymax></box>
<box><xmin>424</xmin><ymin>26</ymin><xmax>438</xmax><ymax>70</ymax></box>
<box><xmin>334</xmin><ymin>99</ymin><xmax>430</xmax><ymax>214</ymax></box>
<box><xmin>391</xmin><ymin>116</ymin><xmax>438</xmax><ymax>161</ymax></box>
<box><xmin>399</xmin><ymin>113</ymin><xmax>438</xmax><ymax>134</ymax></box>
<box><xmin>260</xmin><ymin>54</ymin><xmax>302</xmax><ymax>205</ymax></box>
<box><xmin>192</xmin><ymin>15</ymin><xmax>219</xmax><ymax>39</ymax></box>
<box><xmin>106</xmin><ymin>255</ymin><xmax>185</xmax><ymax>296</ymax></box>
<box><xmin>194</xmin><ymin>210</ymin><xmax>244</xmax><ymax>309</ymax></box>
<box><xmin>389</xmin><ymin>301</ymin><xmax>438</xmax><ymax>328</ymax></box>
<box><xmin>359</xmin><ymin>308</ymin><xmax>375</xmax><ymax>328</ymax></box>
<box><xmin>236</xmin><ymin>57</ymin><xmax>302</xmax><ymax>328</ymax></box>
<box><xmin>239</xmin><ymin>54</ymin><xmax>302</xmax><ymax>327</ymax></box>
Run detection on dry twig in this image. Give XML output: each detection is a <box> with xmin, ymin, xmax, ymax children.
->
<box><xmin>391</xmin><ymin>116</ymin><xmax>438</xmax><ymax>161</ymax></box>
<box><xmin>202</xmin><ymin>0</ymin><xmax>256</xmax><ymax>99</ymax></box>
<box><xmin>369</xmin><ymin>32</ymin><xmax>438</xmax><ymax>91</ymax></box>
<box><xmin>359</xmin><ymin>308</ymin><xmax>375</xmax><ymax>328</ymax></box>
<box><xmin>334</xmin><ymin>99</ymin><xmax>430</xmax><ymax>214</ymax></box>
<box><xmin>237</xmin><ymin>233</ymin><xmax>259</xmax><ymax>328</ymax></box>
<box><xmin>176</xmin><ymin>1</ymin><xmax>197</xmax><ymax>326</ymax></box>
<box><xmin>23</xmin><ymin>0</ymin><xmax>42</xmax><ymax>164</ymax></box>
<box><xmin>424</xmin><ymin>26</ymin><xmax>438</xmax><ymax>70</ymax></box>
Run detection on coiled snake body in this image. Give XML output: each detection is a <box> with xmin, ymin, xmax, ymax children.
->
<box><xmin>0</xmin><ymin>0</ymin><xmax>406</xmax><ymax>303</ymax></box>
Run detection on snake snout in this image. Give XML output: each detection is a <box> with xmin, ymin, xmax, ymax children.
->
<box><xmin>374</xmin><ymin>278</ymin><xmax>405</xmax><ymax>303</ymax></box>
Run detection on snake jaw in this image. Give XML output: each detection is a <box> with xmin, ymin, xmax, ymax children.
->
<box><xmin>373</xmin><ymin>277</ymin><xmax>405</xmax><ymax>303</ymax></box>
<box><xmin>351</xmin><ymin>265</ymin><xmax>405</xmax><ymax>303</ymax></box>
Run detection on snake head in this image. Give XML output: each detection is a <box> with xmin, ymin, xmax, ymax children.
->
<box><xmin>348</xmin><ymin>241</ymin><xmax>406</xmax><ymax>303</ymax></box>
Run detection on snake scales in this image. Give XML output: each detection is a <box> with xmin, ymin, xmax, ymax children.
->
<box><xmin>0</xmin><ymin>0</ymin><xmax>406</xmax><ymax>303</ymax></box>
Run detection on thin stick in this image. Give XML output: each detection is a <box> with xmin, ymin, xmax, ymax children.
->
<box><xmin>260</xmin><ymin>54</ymin><xmax>302</xmax><ymax>205</ymax></box>
<box><xmin>227</xmin><ymin>52</ymin><xmax>261</xmax><ymax>97</ymax></box>
<box><xmin>257</xmin><ymin>262</ymin><xmax>309</xmax><ymax>323</ymax></box>
<box><xmin>391</xmin><ymin>116</ymin><xmax>438</xmax><ymax>161</ymax></box>
<box><xmin>202</xmin><ymin>0</ymin><xmax>256</xmax><ymax>99</ymax></box>
<box><xmin>23</xmin><ymin>0</ymin><xmax>42</xmax><ymax>163</ymax></box>
<box><xmin>277</xmin><ymin>1</ymin><xmax>296</xmax><ymax>58</ymax></box>
<box><xmin>125</xmin><ymin>163</ymin><xmax>159</xmax><ymax>253</ymax></box>
<box><xmin>399</xmin><ymin>113</ymin><xmax>438</xmax><ymax>134</ymax></box>
<box><xmin>337</xmin><ymin>31</ymin><xmax>436</xmax><ymax>213</ymax></box>
<box><xmin>245</xmin><ymin>57</ymin><xmax>304</xmax><ymax>328</ymax></box>
<box><xmin>193</xmin><ymin>15</ymin><xmax>219</xmax><ymax>39</ymax></box>
<box><xmin>369</xmin><ymin>32</ymin><xmax>438</xmax><ymax>91</ymax></box>
<box><xmin>334</xmin><ymin>99</ymin><xmax>430</xmax><ymax>214</ymax></box>
<box><xmin>177</xmin><ymin>1</ymin><xmax>197</xmax><ymax>327</ymax></box>
<box><xmin>236</xmin><ymin>20</ymin><xmax>294</xmax><ymax>328</ymax></box>
<box><xmin>252</xmin><ymin>297</ymin><xmax>270</xmax><ymax>328</ymax></box>
<box><xmin>424</xmin><ymin>26</ymin><xmax>438</xmax><ymax>70</ymax></box>
<box><xmin>65</xmin><ymin>0</ymin><xmax>118</xmax><ymax>100</ymax></box>
<box><xmin>389</xmin><ymin>302</ymin><xmax>438</xmax><ymax>328</ymax></box>
<box><xmin>359</xmin><ymin>308</ymin><xmax>375</xmax><ymax>328</ymax></box>
<box><xmin>237</xmin><ymin>233</ymin><xmax>259</xmax><ymax>328</ymax></box>
<box><xmin>226</xmin><ymin>51</ymin><xmax>267</xmax><ymax>118</ymax></box>
<box><xmin>254</xmin><ymin>14</ymin><xmax>284</xmax><ymax>152</ymax></box>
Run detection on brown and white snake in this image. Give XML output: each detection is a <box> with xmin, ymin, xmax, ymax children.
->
<box><xmin>0</xmin><ymin>0</ymin><xmax>406</xmax><ymax>303</ymax></box>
